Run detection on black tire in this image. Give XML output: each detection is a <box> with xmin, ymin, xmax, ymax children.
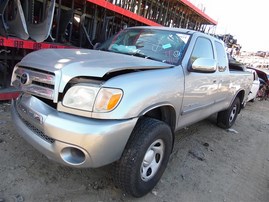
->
<box><xmin>217</xmin><ymin>97</ymin><xmax>240</xmax><ymax>129</ymax></box>
<box><xmin>113</xmin><ymin>117</ymin><xmax>173</xmax><ymax>197</ymax></box>
<box><xmin>242</xmin><ymin>101</ymin><xmax>246</xmax><ymax>109</ymax></box>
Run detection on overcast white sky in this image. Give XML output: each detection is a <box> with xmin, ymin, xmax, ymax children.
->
<box><xmin>190</xmin><ymin>0</ymin><xmax>269</xmax><ymax>52</ymax></box>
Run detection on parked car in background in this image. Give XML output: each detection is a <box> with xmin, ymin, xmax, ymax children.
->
<box><xmin>246</xmin><ymin>69</ymin><xmax>260</xmax><ymax>102</ymax></box>
<box><xmin>248</xmin><ymin>67</ymin><xmax>269</xmax><ymax>100</ymax></box>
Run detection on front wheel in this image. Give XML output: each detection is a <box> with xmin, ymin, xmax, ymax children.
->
<box><xmin>113</xmin><ymin>117</ymin><xmax>173</xmax><ymax>197</ymax></box>
<box><xmin>217</xmin><ymin>97</ymin><xmax>240</xmax><ymax>129</ymax></box>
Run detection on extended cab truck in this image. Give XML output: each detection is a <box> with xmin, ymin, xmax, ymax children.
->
<box><xmin>10</xmin><ymin>27</ymin><xmax>252</xmax><ymax>197</ymax></box>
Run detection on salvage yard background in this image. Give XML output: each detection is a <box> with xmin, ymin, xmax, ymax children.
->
<box><xmin>0</xmin><ymin>100</ymin><xmax>268</xmax><ymax>202</ymax></box>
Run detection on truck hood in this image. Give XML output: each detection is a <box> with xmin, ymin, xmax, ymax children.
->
<box><xmin>18</xmin><ymin>49</ymin><xmax>173</xmax><ymax>78</ymax></box>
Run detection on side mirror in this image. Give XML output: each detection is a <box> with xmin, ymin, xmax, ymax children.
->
<box><xmin>190</xmin><ymin>58</ymin><xmax>217</xmax><ymax>73</ymax></box>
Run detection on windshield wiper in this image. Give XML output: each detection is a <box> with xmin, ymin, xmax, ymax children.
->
<box><xmin>132</xmin><ymin>52</ymin><xmax>166</xmax><ymax>63</ymax></box>
<box><xmin>101</xmin><ymin>49</ymin><xmax>167</xmax><ymax>64</ymax></box>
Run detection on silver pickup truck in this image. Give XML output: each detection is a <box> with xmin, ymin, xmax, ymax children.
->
<box><xmin>11</xmin><ymin>26</ymin><xmax>252</xmax><ymax>197</ymax></box>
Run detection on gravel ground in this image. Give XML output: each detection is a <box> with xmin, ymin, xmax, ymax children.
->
<box><xmin>0</xmin><ymin>100</ymin><xmax>268</xmax><ymax>202</ymax></box>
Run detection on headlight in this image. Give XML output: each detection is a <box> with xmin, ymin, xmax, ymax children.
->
<box><xmin>63</xmin><ymin>84</ymin><xmax>99</xmax><ymax>111</ymax></box>
<box><xmin>63</xmin><ymin>84</ymin><xmax>123</xmax><ymax>112</ymax></box>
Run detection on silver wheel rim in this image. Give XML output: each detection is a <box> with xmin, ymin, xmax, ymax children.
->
<box><xmin>140</xmin><ymin>139</ymin><xmax>164</xmax><ymax>182</ymax></box>
<box><xmin>229</xmin><ymin>105</ymin><xmax>237</xmax><ymax>123</ymax></box>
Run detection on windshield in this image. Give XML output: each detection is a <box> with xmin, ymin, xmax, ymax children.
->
<box><xmin>99</xmin><ymin>28</ymin><xmax>190</xmax><ymax>65</ymax></box>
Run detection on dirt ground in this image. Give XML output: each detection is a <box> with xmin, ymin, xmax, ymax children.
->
<box><xmin>0</xmin><ymin>100</ymin><xmax>268</xmax><ymax>202</ymax></box>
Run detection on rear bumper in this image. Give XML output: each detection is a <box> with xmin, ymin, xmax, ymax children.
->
<box><xmin>11</xmin><ymin>94</ymin><xmax>137</xmax><ymax>168</ymax></box>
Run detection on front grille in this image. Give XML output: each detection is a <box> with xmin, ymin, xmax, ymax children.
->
<box><xmin>16</xmin><ymin>107</ymin><xmax>55</xmax><ymax>144</ymax></box>
<box><xmin>12</xmin><ymin>66</ymin><xmax>56</xmax><ymax>101</ymax></box>
<box><xmin>32</xmin><ymin>81</ymin><xmax>54</xmax><ymax>89</ymax></box>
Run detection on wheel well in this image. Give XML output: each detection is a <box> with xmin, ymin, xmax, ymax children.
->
<box><xmin>144</xmin><ymin>106</ymin><xmax>176</xmax><ymax>133</ymax></box>
<box><xmin>236</xmin><ymin>90</ymin><xmax>245</xmax><ymax>113</ymax></box>
<box><xmin>237</xmin><ymin>90</ymin><xmax>245</xmax><ymax>103</ymax></box>
<box><xmin>123</xmin><ymin>107</ymin><xmax>176</xmax><ymax>158</ymax></box>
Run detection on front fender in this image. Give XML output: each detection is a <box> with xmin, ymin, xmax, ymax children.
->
<box><xmin>91</xmin><ymin>67</ymin><xmax>185</xmax><ymax>120</ymax></box>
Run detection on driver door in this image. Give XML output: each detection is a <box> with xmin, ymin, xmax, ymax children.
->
<box><xmin>179</xmin><ymin>37</ymin><xmax>219</xmax><ymax>126</ymax></box>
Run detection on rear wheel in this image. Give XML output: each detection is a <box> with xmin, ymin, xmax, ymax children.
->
<box><xmin>113</xmin><ymin>117</ymin><xmax>173</xmax><ymax>197</ymax></box>
<box><xmin>217</xmin><ymin>97</ymin><xmax>240</xmax><ymax>129</ymax></box>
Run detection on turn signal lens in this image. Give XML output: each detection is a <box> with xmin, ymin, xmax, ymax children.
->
<box><xmin>107</xmin><ymin>94</ymin><xmax>122</xmax><ymax>110</ymax></box>
<box><xmin>94</xmin><ymin>88</ymin><xmax>123</xmax><ymax>112</ymax></box>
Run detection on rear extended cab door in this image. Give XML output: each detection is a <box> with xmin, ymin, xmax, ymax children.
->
<box><xmin>213</xmin><ymin>40</ymin><xmax>230</xmax><ymax>108</ymax></box>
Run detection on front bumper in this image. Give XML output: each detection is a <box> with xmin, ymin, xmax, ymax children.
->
<box><xmin>11</xmin><ymin>94</ymin><xmax>137</xmax><ymax>168</ymax></box>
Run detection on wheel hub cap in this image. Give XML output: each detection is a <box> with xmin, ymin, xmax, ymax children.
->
<box><xmin>229</xmin><ymin>105</ymin><xmax>237</xmax><ymax>123</ymax></box>
<box><xmin>140</xmin><ymin>139</ymin><xmax>164</xmax><ymax>182</ymax></box>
